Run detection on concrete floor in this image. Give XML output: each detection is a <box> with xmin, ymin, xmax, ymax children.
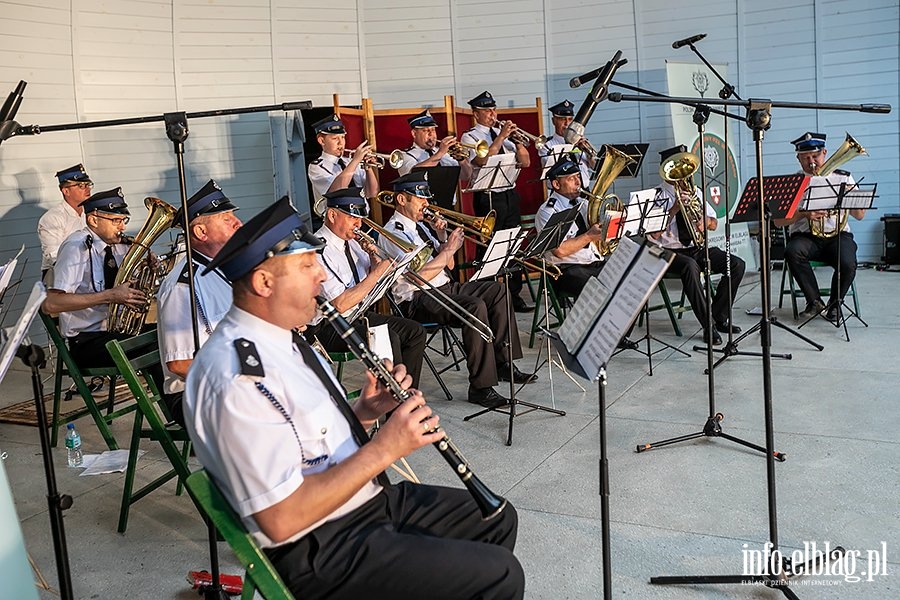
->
<box><xmin>1</xmin><ymin>266</ymin><xmax>897</xmax><ymax>599</ymax></box>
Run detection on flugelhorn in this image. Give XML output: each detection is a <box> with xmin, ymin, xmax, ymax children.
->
<box><xmin>342</xmin><ymin>148</ymin><xmax>404</xmax><ymax>170</ymax></box>
<box><xmin>495</xmin><ymin>120</ymin><xmax>547</xmax><ymax>149</ymax></box>
<box><xmin>449</xmin><ymin>139</ymin><xmax>489</xmax><ymax>160</ymax></box>
<box><xmin>317</xmin><ymin>296</ymin><xmax>506</xmax><ymax>520</ymax></box>
<box><xmin>809</xmin><ymin>133</ymin><xmax>867</xmax><ymax>238</ymax></box>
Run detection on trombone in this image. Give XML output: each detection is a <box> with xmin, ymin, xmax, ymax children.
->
<box><xmin>353</xmin><ymin>223</ymin><xmax>495</xmax><ymax>342</ymax></box>
<box><xmin>342</xmin><ymin>148</ymin><xmax>405</xmax><ymax>170</ymax></box>
<box><xmin>374</xmin><ymin>191</ymin><xmax>561</xmax><ymax>280</ymax></box>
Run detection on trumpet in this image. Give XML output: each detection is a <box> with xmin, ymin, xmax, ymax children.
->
<box><xmin>448</xmin><ymin>139</ymin><xmax>489</xmax><ymax>161</ymax></box>
<box><xmin>342</xmin><ymin>148</ymin><xmax>404</xmax><ymax>170</ymax></box>
<box><xmin>495</xmin><ymin>120</ymin><xmax>547</xmax><ymax>149</ymax></box>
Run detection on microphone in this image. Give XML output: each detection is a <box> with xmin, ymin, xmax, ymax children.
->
<box><xmin>672</xmin><ymin>33</ymin><xmax>706</xmax><ymax>49</ymax></box>
<box><xmin>565</xmin><ymin>51</ymin><xmax>625</xmax><ymax>145</ymax></box>
<box><xmin>0</xmin><ymin>80</ymin><xmax>26</xmax><ymax>145</ymax></box>
<box><xmin>569</xmin><ymin>59</ymin><xmax>629</xmax><ymax>88</ymax></box>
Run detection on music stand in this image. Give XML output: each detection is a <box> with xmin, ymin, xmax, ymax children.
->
<box><xmin>464</xmin><ymin>154</ymin><xmax>520</xmax><ymax>213</ymax></box>
<box><xmin>795</xmin><ymin>178</ymin><xmax>876</xmax><ymax>339</ymax></box>
<box><xmin>593</xmin><ymin>143</ymin><xmax>648</xmax><ymax>180</ymax></box>
<box><xmin>703</xmin><ymin>175</ymin><xmax>825</xmax><ymax>369</ymax></box>
<box><xmin>412</xmin><ymin>165</ymin><xmax>460</xmax><ymax>210</ymax></box>
<box><xmin>613</xmin><ymin>189</ymin><xmax>690</xmax><ymax>373</ymax></box>
<box><xmin>520</xmin><ymin>206</ymin><xmax>586</xmax><ymax>395</ymax></box>
<box><xmin>463</xmin><ymin>226</ymin><xmax>565</xmax><ymax>446</ymax></box>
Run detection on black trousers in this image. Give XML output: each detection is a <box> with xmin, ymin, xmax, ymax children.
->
<box><xmin>408</xmin><ymin>280</ymin><xmax>522</xmax><ymax>390</ymax></box>
<box><xmin>309</xmin><ymin>312</ymin><xmax>426</xmax><ymax>388</ymax></box>
<box><xmin>474</xmin><ymin>189</ymin><xmax>524</xmax><ymax>297</ymax></box>
<box><xmin>265</xmin><ymin>482</ymin><xmax>524</xmax><ymax>600</ymax></box>
<box><xmin>668</xmin><ymin>246</ymin><xmax>746</xmax><ymax>329</ymax></box>
<box><xmin>784</xmin><ymin>231</ymin><xmax>857</xmax><ymax>306</ymax></box>
<box><xmin>67</xmin><ymin>329</ymin><xmax>184</xmax><ymax>426</ymax></box>
<box><xmin>553</xmin><ymin>261</ymin><xmax>604</xmax><ymax>299</ymax></box>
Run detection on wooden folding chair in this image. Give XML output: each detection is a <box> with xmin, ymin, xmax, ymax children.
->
<box><xmin>184</xmin><ymin>470</ymin><xmax>295</xmax><ymax>600</ymax></box>
<box><xmin>105</xmin><ymin>333</ymin><xmax>192</xmax><ymax>533</ymax></box>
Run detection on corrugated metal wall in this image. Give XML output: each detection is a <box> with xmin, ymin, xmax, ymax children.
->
<box><xmin>0</xmin><ymin>0</ymin><xmax>897</xmax><ymax>338</ymax></box>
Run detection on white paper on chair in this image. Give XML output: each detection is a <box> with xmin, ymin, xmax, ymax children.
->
<box><xmin>367</xmin><ymin>324</ymin><xmax>394</xmax><ymax>364</ymax></box>
<box><xmin>79</xmin><ymin>449</ymin><xmax>145</xmax><ymax>476</ymax></box>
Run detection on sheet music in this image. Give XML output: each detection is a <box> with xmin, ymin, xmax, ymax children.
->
<box><xmin>0</xmin><ymin>245</ymin><xmax>25</xmax><ymax>298</ymax></box>
<box><xmin>802</xmin><ymin>174</ymin><xmax>857</xmax><ymax>211</ymax></box>
<box><xmin>540</xmin><ymin>143</ymin><xmax>579</xmax><ymax>179</ymax></box>
<box><xmin>0</xmin><ymin>282</ymin><xmax>46</xmax><ymax>384</ymax></box>
<box><xmin>472</xmin><ymin>227</ymin><xmax>521</xmax><ymax>281</ymax></box>
<box><xmin>344</xmin><ymin>247</ymin><xmax>423</xmax><ymax>323</ymax></box>
<box><xmin>623</xmin><ymin>188</ymin><xmax>669</xmax><ymax>235</ymax></box>
<box><xmin>469</xmin><ymin>153</ymin><xmax>520</xmax><ymax>191</ymax></box>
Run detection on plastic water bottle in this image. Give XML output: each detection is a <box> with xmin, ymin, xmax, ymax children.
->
<box><xmin>65</xmin><ymin>423</ymin><xmax>83</xmax><ymax>468</ymax></box>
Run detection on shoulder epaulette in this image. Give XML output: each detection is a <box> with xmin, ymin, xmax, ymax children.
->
<box><xmin>311</xmin><ymin>158</ymin><xmax>323</xmax><ymax>166</ymax></box>
<box><xmin>234</xmin><ymin>338</ymin><xmax>265</xmax><ymax>377</ymax></box>
<box><xmin>177</xmin><ymin>262</ymin><xmax>191</xmax><ymax>284</ymax></box>
<box><xmin>833</xmin><ymin>169</ymin><xmax>851</xmax><ymax>176</ymax></box>
<box><xmin>546</xmin><ymin>197</ymin><xmax>557</xmax><ymax>208</ymax></box>
<box><xmin>393</xmin><ymin>221</ymin><xmax>404</xmax><ymax>231</ymax></box>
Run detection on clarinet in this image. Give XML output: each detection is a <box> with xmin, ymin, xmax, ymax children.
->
<box><xmin>317</xmin><ymin>297</ymin><xmax>507</xmax><ymax>520</ymax></box>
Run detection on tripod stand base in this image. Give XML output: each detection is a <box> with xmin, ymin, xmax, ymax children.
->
<box><xmin>636</xmin><ymin>413</ymin><xmax>786</xmax><ymax>461</ymax></box>
<box><xmin>464</xmin><ymin>399</ymin><xmax>566</xmax><ymax>447</ymax></box>
<box><xmin>700</xmin><ymin>315</ymin><xmax>824</xmax><ymax>372</ymax></box>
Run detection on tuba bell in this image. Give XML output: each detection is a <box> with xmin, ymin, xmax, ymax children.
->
<box><xmin>809</xmin><ymin>133</ymin><xmax>867</xmax><ymax>238</ymax></box>
<box><xmin>585</xmin><ymin>145</ymin><xmax>635</xmax><ymax>256</ymax></box>
<box><xmin>108</xmin><ymin>197</ymin><xmax>178</xmax><ymax>335</ymax></box>
<box><xmin>659</xmin><ymin>151</ymin><xmax>705</xmax><ymax>247</ymax></box>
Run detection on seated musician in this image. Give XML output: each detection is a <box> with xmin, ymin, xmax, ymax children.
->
<box><xmin>396</xmin><ymin>109</ymin><xmax>473</xmax><ymax>182</ymax></box>
<box><xmin>156</xmin><ymin>180</ymin><xmax>242</xmax><ymax>422</ymax></box>
<box><xmin>184</xmin><ymin>196</ymin><xmax>524</xmax><ymax>600</ymax></box>
<box><xmin>306</xmin><ymin>186</ymin><xmax>426</xmax><ymax>387</ymax></box>
<box><xmin>538</xmin><ymin>100</ymin><xmax>595</xmax><ymax>187</ymax></box>
<box><xmin>378</xmin><ymin>172</ymin><xmax>537</xmax><ymax>409</ymax></box>
<box><xmin>307</xmin><ymin>114</ymin><xmax>379</xmax><ymax>202</ymax></box>
<box><xmin>650</xmin><ymin>145</ymin><xmax>746</xmax><ymax>346</ymax></box>
<box><xmin>774</xmin><ymin>132</ymin><xmax>865</xmax><ymax>321</ymax></box>
<box><xmin>533</xmin><ymin>156</ymin><xmax>605</xmax><ymax>299</ymax></box>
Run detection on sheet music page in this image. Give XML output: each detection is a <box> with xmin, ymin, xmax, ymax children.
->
<box><xmin>344</xmin><ymin>246</ymin><xmax>423</xmax><ymax>322</ymax></box>
<box><xmin>597</xmin><ymin>234</ymin><xmax>640</xmax><ymax>289</ymax></box>
<box><xmin>576</xmin><ymin>246</ymin><xmax>672</xmax><ymax>378</ymax></box>
<box><xmin>624</xmin><ymin>188</ymin><xmax>668</xmax><ymax>235</ymax></box>
<box><xmin>540</xmin><ymin>144</ymin><xmax>578</xmax><ymax>179</ymax></box>
<box><xmin>473</xmin><ymin>227</ymin><xmax>521</xmax><ymax>281</ymax></box>
<box><xmin>839</xmin><ymin>183</ymin><xmax>876</xmax><ymax>210</ymax></box>
<box><xmin>0</xmin><ymin>282</ymin><xmax>46</xmax><ymax>383</ymax></box>
<box><xmin>802</xmin><ymin>174</ymin><xmax>848</xmax><ymax>211</ymax></box>
<box><xmin>558</xmin><ymin>276</ymin><xmax>610</xmax><ymax>351</ymax></box>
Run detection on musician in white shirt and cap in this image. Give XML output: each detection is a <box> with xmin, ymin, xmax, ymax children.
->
<box><xmin>307</xmin><ymin>114</ymin><xmax>379</xmax><ymax>202</ymax></box>
<box><xmin>538</xmin><ymin>100</ymin><xmax>595</xmax><ymax>187</ymax></box>
<box><xmin>38</xmin><ymin>164</ymin><xmax>93</xmax><ymax>281</ymax></box>
<box><xmin>396</xmin><ymin>109</ymin><xmax>472</xmax><ymax>182</ymax></box>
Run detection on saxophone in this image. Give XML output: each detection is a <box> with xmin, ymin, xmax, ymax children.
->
<box><xmin>660</xmin><ymin>151</ymin><xmax>705</xmax><ymax>247</ymax></box>
<box><xmin>107</xmin><ymin>197</ymin><xmax>178</xmax><ymax>335</ymax></box>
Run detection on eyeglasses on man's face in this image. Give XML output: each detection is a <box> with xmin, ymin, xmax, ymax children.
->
<box><xmin>94</xmin><ymin>215</ymin><xmax>130</xmax><ymax>226</ymax></box>
<box><xmin>64</xmin><ymin>182</ymin><xmax>93</xmax><ymax>190</ymax></box>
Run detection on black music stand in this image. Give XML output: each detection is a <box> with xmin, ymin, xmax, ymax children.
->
<box><xmin>548</xmin><ymin>236</ymin><xmax>673</xmax><ymax>600</ymax></box>
<box><xmin>464</xmin><ymin>154</ymin><xmax>520</xmax><ymax>213</ymax></box>
<box><xmin>593</xmin><ymin>142</ymin><xmax>648</xmax><ymax>180</ymax></box>
<box><xmin>705</xmin><ymin>175</ymin><xmax>824</xmax><ymax>369</ymax></box>
<box><xmin>795</xmin><ymin>178</ymin><xmax>876</xmax><ymax>340</ymax></box>
<box><xmin>412</xmin><ymin>165</ymin><xmax>460</xmax><ymax>210</ymax></box>
<box><xmin>612</xmin><ymin>189</ymin><xmax>690</xmax><ymax>373</ymax></box>
<box><xmin>521</xmin><ymin>207</ymin><xmax>586</xmax><ymax>395</ymax></box>
<box><xmin>463</xmin><ymin>227</ymin><xmax>565</xmax><ymax>446</ymax></box>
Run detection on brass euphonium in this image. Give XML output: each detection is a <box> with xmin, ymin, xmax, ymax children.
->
<box><xmin>108</xmin><ymin>197</ymin><xmax>178</xmax><ymax>335</ymax></box>
<box><xmin>585</xmin><ymin>144</ymin><xmax>635</xmax><ymax>255</ymax></box>
<box><xmin>659</xmin><ymin>151</ymin><xmax>705</xmax><ymax>247</ymax></box>
<box><xmin>809</xmin><ymin>133</ymin><xmax>867</xmax><ymax>238</ymax></box>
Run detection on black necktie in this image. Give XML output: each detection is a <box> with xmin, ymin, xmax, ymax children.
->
<box><xmin>427</xmin><ymin>147</ymin><xmax>435</xmax><ymax>157</ymax></box>
<box><xmin>344</xmin><ymin>241</ymin><xmax>361</xmax><ymax>285</ymax></box>
<box><xmin>490</xmin><ymin>128</ymin><xmax>505</xmax><ymax>154</ymax></box>
<box><xmin>337</xmin><ymin>158</ymin><xmax>347</xmax><ymax>170</ymax></box>
<box><xmin>416</xmin><ymin>223</ymin><xmax>440</xmax><ymax>252</ymax></box>
<box><xmin>103</xmin><ymin>246</ymin><xmax>118</xmax><ymax>289</ymax></box>
<box><xmin>292</xmin><ymin>332</ymin><xmax>390</xmax><ymax>487</ymax></box>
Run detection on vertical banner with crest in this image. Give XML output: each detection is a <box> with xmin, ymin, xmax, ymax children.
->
<box><xmin>665</xmin><ymin>61</ymin><xmax>757</xmax><ymax>271</ymax></box>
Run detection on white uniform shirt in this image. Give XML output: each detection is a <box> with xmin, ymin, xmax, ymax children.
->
<box><xmin>38</xmin><ymin>202</ymin><xmax>86</xmax><ymax>270</ymax></box>
<box><xmin>379</xmin><ymin>211</ymin><xmax>448</xmax><ymax>302</ymax></box>
<box><xmin>52</xmin><ymin>228</ymin><xmax>128</xmax><ymax>338</ymax></box>
<box><xmin>156</xmin><ymin>253</ymin><xmax>233</xmax><ymax>394</ymax></box>
<box><xmin>789</xmin><ymin>170</ymin><xmax>857</xmax><ymax>236</ymax></box>
<box><xmin>397</xmin><ymin>143</ymin><xmax>460</xmax><ymax>176</ymax></box>
<box><xmin>307</xmin><ymin>152</ymin><xmax>367</xmax><ymax>202</ymax></box>
<box><xmin>652</xmin><ymin>182</ymin><xmax>716</xmax><ymax>250</ymax></box>
<box><xmin>539</xmin><ymin>134</ymin><xmax>593</xmax><ymax>186</ymax></box>
<box><xmin>460</xmin><ymin>123</ymin><xmax>517</xmax><ymax>192</ymax></box>
<box><xmin>310</xmin><ymin>225</ymin><xmax>373</xmax><ymax>326</ymax></box>
<box><xmin>534</xmin><ymin>192</ymin><xmax>600</xmax><ymax>266</ymax></box>
<box><xmin>184</xmin><ymin>306</ymin><xmax>381</xmax><ymax>549</ymax></box>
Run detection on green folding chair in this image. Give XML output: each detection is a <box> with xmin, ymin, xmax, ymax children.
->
<box><xmin>39</xmin><ymin>311</ymin><xmax>136</xmax><ymax>450</ymax></box>
<box><xmin>184</xmin><ymin>470</ymin><xmax>295</xmax><ymax>600</ymax></box>
<box><xmin>106</xmin><ymin>333</ymin><xmax>192</xmax><ymax>533</ymax></box>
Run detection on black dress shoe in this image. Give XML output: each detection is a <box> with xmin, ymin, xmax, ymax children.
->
<box><xmin>799</xmin><ymin>299</ymin><xmax>826</xmax><ymax>319</ymax></box>
<box><xmin>824</xmin><ymin>305</ymin><xmax>839</xmax><ymax>323</ymax></box>
<box><xmin>512</xmin><ymin>296</ymin><xmax>534</xmax><ymax>313</ymax></box>
<box><xmin>498</xmin><ymin>363</ymin><xmax>538</xmax><ymax>384</ymax></box>
<box><xmin>714</xmin><ymin>320</ymin><xmax>742</xmax><ymax>334</ymax></box>
<box><xmin>616</xmin><ymin>338</ymin><xmax>640</xmax><ymax>351</ymax></box>
<box><xmin>467</xmin><ymin>386</ymin><xmax>509</xmax><ymax>409</ymax></box>
<box><xmin>702</xmin><ymin>329</ymin><xmax>723</xmax><ymax>346</ymax></box>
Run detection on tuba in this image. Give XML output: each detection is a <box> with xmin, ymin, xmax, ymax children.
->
<box><xmin>660</xmin><ymin>151</ymin><xmax>705</xmax><ymax>247</ymax></box>
<box><xmin>584</xmin><ymin>145</ymin><xmax>635</xmax><ymax>256</ymax></box>
<box><xmin>108</xmin><ymin>197</ymin><xmax>178</xmax><ymax>335</ymax></box>
<box><xmin>809</xmin><ymin>133</ymin><xmax>867</xmax><ymax>238</ymax></box>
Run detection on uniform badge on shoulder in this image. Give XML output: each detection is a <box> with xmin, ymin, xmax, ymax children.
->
<box><xmin>833</xmin><ymin>169</ymin><xmax>850</xmax><ymax>176</ymax></box>
<box><xmin>311</xmin><ymin>158</ymin><xmax>323</xmax><ymax>166</ymax></box>
<box><xmin>546</xmin><ymin>197</ymin><xmax>557</xmax><ymax>208</ymax></box>
<box><xmin>394</xmin><ymin>221</ymin><xmax>404</xmax><ymax>231</ymax></box>
<box><xmin>234</xmin><ymin>338</ymin><xmax>265</xmax><ymax>378</ymax></box>
<box><xmin>177</xmin><ymin>263</ymin><xmax>191</xmax><ymax>284</ymax></box>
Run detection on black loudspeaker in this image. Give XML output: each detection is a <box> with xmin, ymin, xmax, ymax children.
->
<box><xmin>882</xmin><ymin>214</ymin><xmax>900</xmax><ymax>264</ymax></box>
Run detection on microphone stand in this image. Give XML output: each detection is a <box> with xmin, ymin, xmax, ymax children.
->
<box><xmin>608</xmin><ymin>90</ymin><xmax>890</xmax><ymax>598</ymax></box>
<box><xmin>3</xmin><ymin>88</ymin><xmax>312</xmax><ymax>599</ymax></box>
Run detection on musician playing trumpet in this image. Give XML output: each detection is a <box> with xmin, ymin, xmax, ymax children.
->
<box><xmin>308</xmin><ymin>114</ymin><xmax>380</xmax><ymax>202</ymax></box>
<box><xmin>538</xmin><ymin>100</ymin><xmax>596</xmax><ymax>187</ymax></box>
<box><xmin>306</xmin><ymin>187</ymin><xmax>426</xmax><ymax>388</ymax></box>
<box><xmin>397</xmin><ymin>109</ymin><xmax>473</xmax><ymax>182</ymax></box>
<box><xmin>774</xmin><ymin>132</ymin><xmax>865</xmax><ymax>321</ymax></box>
<box><xmin>460</xmin><ymin>91</ymin><xmax>533</xmax><ymax>313</ymax></box>
<box><xmin>650</xmin><ymin>146</ymin><xmax>746</xmax><ymax>346</ymax></box>
<box><xmin>185</xmin><ymin>197</ymin><xmax>524</xmax><ymax>600</ymax></box>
